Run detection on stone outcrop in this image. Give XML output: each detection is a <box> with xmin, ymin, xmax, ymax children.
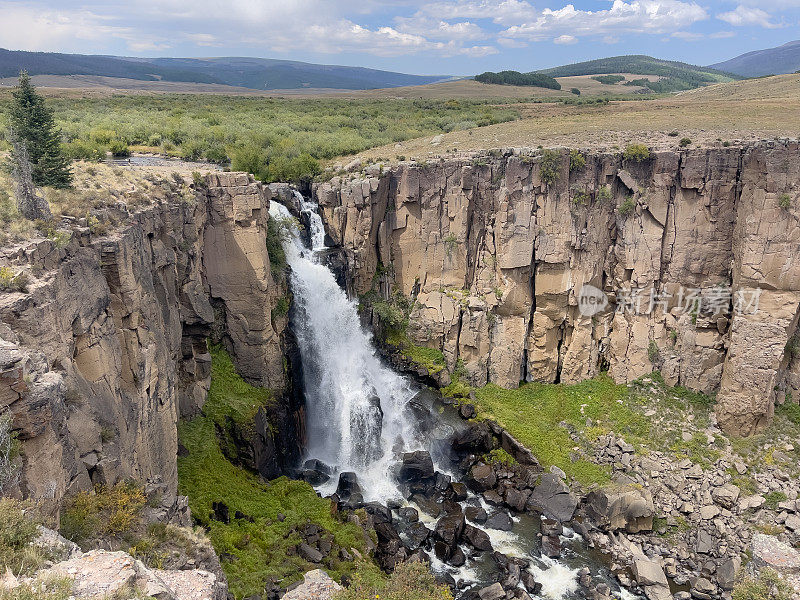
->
<box><xmin>0</xmin><ymin>173</ymin><xmax>295</xmax><ymax>510</ymax></box>
<box><xmin>314</xmin><ymin>141</ymin><xmax>800</xmax><ymax>435</ymax></box>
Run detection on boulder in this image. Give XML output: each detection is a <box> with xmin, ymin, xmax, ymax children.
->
<box><xmin>398</xmin><ymin>451</ymin><xmax>435</xmax><ymax>483</ymax></box>
<box><xmin>751</xmin><ymin>533</ymin><xmax>800</xmax><ymax>574</ymax></box>
<box><xmin>478</xmin><ymin>583</ymin><xmax>506</xmax><ymax>600</ymax></box>
<box><xmin>541</xmin><ymin>535</ymin><xmax>560</xmax><ymax>558</ymax></box>
<box><xmin>583</xmin><ymin>484</ymin><xmax>654</xmax><ymax>533</ymax></box>
<box><xmin>465</xmin><ymin>506</ymin><xmax>488</xmax><ymax>524</ymax></box>
<box><xmin>468</xmin><ymin>463</ymin><xmax>497</xmax><ymax>492</ymax></box>
<box><xmin>283</xmin><ymin>569</ymin><xmax>342</xmax><ymax>600</ymax></box>
<box><xmin>434</xmin><ymin>512</ymin><xmax>466</xmax><ymax>547</ymax></box>
<box><xmin>462</xmin><ymin>524</ymin><xmax>493</xmax><ymax>551</ymax></box>
<box><xmin>526</xmin><ymin>474</ymin><xmax>577</xmax><ymax>522</ymax></box>
<box><xmin>485</xmin><ymin>511</ymin><xmax>513</xmax><ymax>531</ymax></box>
<box><xmin>336</xmin><ymin>472</ymin><xmax>361</xmax><ymax>499</ymax></box>
<box><xmin>298</xmin><ymin>543</ymin><xmax>323</xmax><ymax>563</ymax></box>
<box><xmin>452</xmin><ymin>423</ymin><xmax>493</xmax><ymax>453</ymax></box>
<box><xmin>631</xmin><ymin>559</ymin><xmax>668</xmax><ymax>587</ymax></box>
<box><xmin>711</xmin><ymin>483</ymin><xmax>740</xmax><ymax>509</ymax></box>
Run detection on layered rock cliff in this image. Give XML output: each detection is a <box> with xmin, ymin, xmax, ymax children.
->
<box><xmin>314</xmin><ymin>140</ymin><xmax>800</xmax><ymax>436</ymax></box>
<box><xmin>0</xmin><ymin>173</ymin><xmax>293</xmax><ymax>511</ymax></box>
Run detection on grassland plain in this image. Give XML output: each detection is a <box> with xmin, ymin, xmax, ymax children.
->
<box><xmin>347</xmin><ymin>73</ymin><xmax>800</xmax><ymax>165</ymax></box>
<box><xmin>0</xmin><ymin>93</ymin><xmax>520</xmax><ymax>182</ymax></box>
<box><xmin>178</xmin><ymin>346</ymin><xmax>380</xmax><ymax>598</ymax></box>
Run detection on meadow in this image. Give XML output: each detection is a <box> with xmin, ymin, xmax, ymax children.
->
<box><xmin>0</xmin><ymin>93</ymin><xmax>520</xmax><ymax>183</ymax></box>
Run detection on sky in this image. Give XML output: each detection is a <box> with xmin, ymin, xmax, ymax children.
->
<box><xmin>0</xmin><ymin>0</ymin><xmax>798</xmax><ymax>75</ymax></box>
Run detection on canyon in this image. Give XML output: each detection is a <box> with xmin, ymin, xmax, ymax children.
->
<box><xmin>1</xmin><ymin>141</ymin><xmax>799</xmax><ymax>600</ymax></box>
<box><xmin>315</xmin><ymin>140</ymin><xmax>800</xmax><ymax>437</ymax></box>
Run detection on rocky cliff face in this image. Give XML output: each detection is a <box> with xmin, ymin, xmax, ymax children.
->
<box><xmin>0</xmin><ymin>173</ymin><xmax>291</xmax><ymax>510</ymax></box>
<box><xmin>314</xmin><ymin>141</ymin><xmax>800</xmax><ymax>436</ymax></box>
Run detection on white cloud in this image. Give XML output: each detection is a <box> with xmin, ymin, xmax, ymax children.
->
<box><xmin>671</xmin><ymin>30</ymin><xmax>704</xmax><ymax>39</ymax></box>
<box><xmin>500</xmin><ymin>0</ymin><xmax>709</xmax><ymax>42</ymax></box>
<box><xmin>716</xmin><ymin>5</ymin><xmax>780</xmax><ymax>27</ymax></box>
<box><xmin>554</xmin><ymin>34</ymin><xmax>578</xmax><ymax>44</ymax></box>
<box><xmin>0</xmin><ymin>2</ymin><xmax>169</xmax><ymax>52</ymax></box>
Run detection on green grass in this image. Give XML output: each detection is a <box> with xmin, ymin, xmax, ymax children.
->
<box><xmin>0</xmin><ymin>499</ymin><xmax>46</xmax><ymax>575</ymax></box>
<box><xmin>764</xmin><ymin>491</ymin><xmax>788</xmax><ymax>510</ymax></box>
<box><xmin>178</xmin><ymin>346</ymin><xmax>376</xmax><ymax>598</ymax></box>
<box><xmin>204</xmin><ymin>346</ymin><xmax>273</xmax><ymax>427</ymax></box>
<box><xmin>334</xmin><ymin>561</ymin><xmax>452</xmax><ymax>600</ymax></box>
<box><xmin>394</xmin><ymin>340</ymin><xmax>446</xmax><ymax>375</ymax></box>
<box><xmin>470</xmin><ymin>375</ymin><xmax>648</xmax><ymax>486</ymax></box>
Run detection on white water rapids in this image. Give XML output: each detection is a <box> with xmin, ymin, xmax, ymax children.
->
<box><xmin>269</xmin><ymin>192</ymin><xmax>626</xmax><ymax>600</ymax></box>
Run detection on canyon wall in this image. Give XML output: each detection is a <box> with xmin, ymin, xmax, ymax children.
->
<box><xmin>0</xmin><ymin>173</ymin><xmax>291</xmax><ymax>510</ymax></box>
<box><xmin>314</xmin><ymin>141</ymin><xmax>800</xmax><ymax>436</ymax></box>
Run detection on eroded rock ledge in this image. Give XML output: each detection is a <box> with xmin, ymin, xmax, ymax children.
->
<box><xmin>0</xmin><ymin>173</ymin><xmax>295</xmax><ymax>511</ymax></box>
<box><xmin>313</xmin><ymin>140</ymin><xmax>800</xmax><ymax>436</ymax></box>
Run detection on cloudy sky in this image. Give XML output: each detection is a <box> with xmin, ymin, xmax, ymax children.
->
<box><xmin>0</xmin><ymin>0</ymin><xmax>798</xmax><ymax>75</ymax></box>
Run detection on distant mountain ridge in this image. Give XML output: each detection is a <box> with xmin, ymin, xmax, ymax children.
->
<box><xmin>535</xmin><ymin>55</ymin><xmax>738</xmax><ymax>81</ymax></box>
<box><xmin>0</xmin><ymin>49</ymin><xmax>450</xmax><ymax>90</ymax></box>
<box><xmin>709</xmin><ymin>40</ymin><xmax>800</xmax><ymax>77</ymax></box>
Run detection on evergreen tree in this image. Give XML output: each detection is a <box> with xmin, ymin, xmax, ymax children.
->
<box><xmin>8</xmin><ymin>71</ymin><xmax>72</xmax><ymax>188</ymax></box>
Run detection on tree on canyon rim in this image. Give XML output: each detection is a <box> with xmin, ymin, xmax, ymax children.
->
<box><xmin>7</xmin><ymin>71</ymin><xmax>72</xmax><ymax>189</ymax></box>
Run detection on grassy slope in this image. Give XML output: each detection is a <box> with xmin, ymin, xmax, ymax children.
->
<box><xmin>470</xmin><ymin>376</ymin><xmax>647</xmax><ymax>486</ymax></box>
<box><xmin>178</xmin><ymin>347</ymin><xmax>377</xmax><ymax>598</ymax></box>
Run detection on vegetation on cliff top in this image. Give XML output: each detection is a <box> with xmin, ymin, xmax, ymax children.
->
<box><xmin>178</xmin><ymin>346</ymin><xmax>377</xmax><ymax>598</ymax></box>
<box><xmin>0</xmin><ymin>94</ymin><xmax>519</xmax><ymax>184</ymax></box>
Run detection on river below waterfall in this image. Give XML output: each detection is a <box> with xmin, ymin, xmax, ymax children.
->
<box><xmin>270</xmin><ymin>194</ymin><xmax>637</xmax><ymax>600</ymax></box>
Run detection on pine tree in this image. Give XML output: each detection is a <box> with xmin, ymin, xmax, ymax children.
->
<box><xmin>8</xmin><ymin>71</ymin><xmax>72</xmax><ymax>188</ymax></box>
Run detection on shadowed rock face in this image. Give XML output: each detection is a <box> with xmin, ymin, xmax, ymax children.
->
<box><xmin>0</xmin><ymin>173</ymin><xmax>292</xmax><ymax>510</ymax></box>
<box><xmin>313</xmin><ymin>140</ymin><xmax>800</xmax><ymax>436</ymax></box>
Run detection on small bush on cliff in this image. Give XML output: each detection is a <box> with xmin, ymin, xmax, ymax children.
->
<box><xmin>539</xmin><ymin>149</ymin><xmax>560</xmax><ymax>186</ymax></box>
<box><xmin>779</xmin><ymin>193</ymin><xmax>792</xmax><ymax>210</ymax></box>
<box><xmin>335</xmin><ymin>561</ymin><xmax>452</xmax><ymax>600</ymax></box>
<box><xmin>0</xmin><ymin>413</ymin><xmax>20</xmax><ymax>495</ymax></box>
<box><xmin>623</xmin><ymin>144</ymin><xmax>651</xmax><ymax>162</ymax></box>
<box><xmin>618</xmin><ymin>197</ymin><xmax>636</xmax><ymax>217</ymax></box>
<box><xmin>679</xmin><ymin>137</ymin><xmax>692</xmax><ymax>147</ymax></box>
<box><xmin>266</xmin><ymin>217</ymin><xmax>288</xmax><ymax>276</ymax></box>
<box><xmin>60</xmin><ymin>481</ymin><xmax>147</xmax><ymax>544</ymax></box>
<box><xmin>569</xmin><ymin>149</ymin><xmax>586</xmax><ymax>172</ymax></box>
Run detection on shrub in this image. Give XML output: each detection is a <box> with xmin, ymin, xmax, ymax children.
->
<box><xmin>570</xmin><ymin>88</ymin><xmax>581</xmax><ymax>95</ymax></box>
<box><xmin>271</xmin><ymin>295</ymin><xmax>290</xmax><ymax>320</ymax></box>
<box><xmin>109</xmin><ymin>140</ymin><xmax>131</xmax><ymax>158</ymax></box>
<box><xmin>0</xmin><ymin>498</ymin><xmax>43</xmax><ymax>575</ymax></box>
<box><xmin>60</xmin><ymin>481</ymin><xmax>147</xmax><ymax>544</ymax></box>
<box><xmin>266</xmin><ymin>216</ymin><xmax>290</xmax><ymax>275</ymax></box>
<box><xmin>569</xmin><ymin>149</ymin><xmax>586</xmax><ymax>172</ymax></box>
<box><xmin>679</xmin><ymin>138</ymin><xmax>692</xmax><ymax>147</ymax></box>
<box><xmin>0</xmin><ymin>414</ymin><xmax>19</xmax><ymax>495</ymax></box>
<box><xmin>785</xmin><ymin>334</ymin><xmax>800</xmax><ymax>359</ymax></box>
<box><xmin>0</xmin><ymin>575</ymin><xmax>73</xmax><ymax>600</ymax></box>
<box><xmin>623</xmin><ymin>144</ymin><xmax>651</xmax><ymax>162</ymax></box>
<box><xmin>668</xmin><ymin>130</ymin><xmax>679</xmax><ymax>137</ymax></box>
<box><xmin>648</xmin><ymin>340</ymin><xmax>660</xmax><ymax>363</ymax></box>
<box><xmin>334</xmin><ymin>561</ymin><xmax>452</xmax><ymax>600</ymax></box>
<box><xmin>732</xmin><ymin>568</ymin><xmax>793</xmax><ymax>600</ymax></box>
<box><xmin>618</xmin><ymin>197</ymin><xmax>636</xmax><ymax>217</ymax></box>
<box><xmin>764</xmin><ymin>491</ymin><xmax>788</xmax><ymax>510</ymax></box>
<box><xmin>779</xmin><ymin>193</ymin><xmax>792</xmax><ymax>210</ymax></box>
<box><xmin>0</xmin><ymin>267</ymin><xmax>29</xmax><ymax>293</ymax></box>
<box><xmin>443</xmin><ymin>233</ymin><xmax>458</xmax><ymax>257</ymax></box>
<box><xmin>540</xmin><ymin>149</ymin><xmax>560</xmax><ymax>186</ymax></box>
<box><xmin>597</xmin><ymin>185</ymin><xmax>612</xmax><ymax>202</ymax></box>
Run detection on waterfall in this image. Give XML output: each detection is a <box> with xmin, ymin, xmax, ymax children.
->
<box><xmin>270</xmin><ymin>193</ymin><xmax>631</xmax><ymax>600</ymax></box>
<box><xmin>272</xmin><ymin>193</ymin><xmax>422</xmax><ymax>501</ymax></box>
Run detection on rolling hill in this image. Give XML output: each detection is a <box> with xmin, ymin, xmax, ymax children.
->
<box><xmin>0</xmin><ymin>49</ymin><xmax>450</xmax><ymax>90</ymax></box>
<box><xmin>709</xmin><ymin>40</ymin><xmax>800</xmax><ymax>77</ymax></box>
<box><xmin>535</xmin><ymin>55</ymin><xmax>740</xmax><ymax>92</ymax></box>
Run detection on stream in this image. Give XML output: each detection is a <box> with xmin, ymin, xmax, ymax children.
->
<box><xmin>270</xmin><ymin>193</ymin><xmax>636</xmax><ymax>600</ymax></box>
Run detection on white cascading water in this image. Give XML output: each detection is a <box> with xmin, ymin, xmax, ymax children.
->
<box><xmin>272</xmin><ymin>192</ymin><xmax>423</xmax><ymax>500</ymax></box>
<box><xmin>270</xmin><ymin>192</ymin><xmax>615</xmax><ymax>600</ymax></box>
